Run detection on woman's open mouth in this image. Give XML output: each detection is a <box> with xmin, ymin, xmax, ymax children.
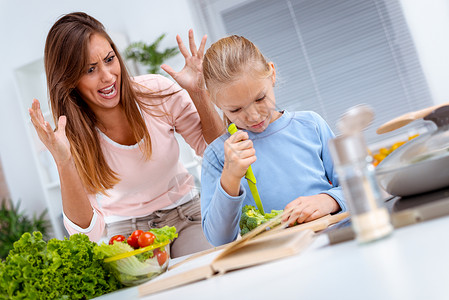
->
<box><xmin>98</xmin><ymin>82</ymin><xmax>117</xmax><ymax>99</ymax></box>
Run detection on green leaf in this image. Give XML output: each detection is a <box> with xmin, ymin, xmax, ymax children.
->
<box><xmin>124</xmin><ymin>33</ymin><xmax>180</xmax><ymax>75</ymax></box>
<box><xmin>149</xmin><ymin>226</ymin><xmax>178</xmax><ymax>244</ymax></box>
<box><xmin>0</xmin><ymin>232</ymin><xmax>122</xmax><ymax>299</ymax></box>
<box><xmin>0</xmin><ymin>199</ymin><xmax>49</xmax><ymax>260</ymax></box>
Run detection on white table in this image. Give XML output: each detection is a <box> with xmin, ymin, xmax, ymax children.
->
<box><xmin>96</xmin><ymin>215</ymin><xmax>449</xmax><ymax>300</ymax></box>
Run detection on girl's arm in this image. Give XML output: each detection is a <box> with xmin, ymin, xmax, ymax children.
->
<box><xmin>316</xmin><ymin>112</ymin><xmax>347</xmax><ymax>212</ymax></box>
<box><xmin>200</xmin><ymin>131</ymin><xmax>257</xmax><ymax>246</ymax></box>
<box><xmin>282</xmin><ymin>112</ymin><xmax>346</xmax><ymax>226</ymax></box>
<box><xmin>200</xmin><ymin>144</ymin><xmax>246</xmax><ymax>246</ymax></box>
<box><xmin>161</xmin><ymin>29</ymin><xmax>224</xmax><ymax>144</ymax></box>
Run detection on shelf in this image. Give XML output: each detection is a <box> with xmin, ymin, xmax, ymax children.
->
<box><xmin>14</xmin><ymin>59</ymin><xmax>49</xmax><ymax>119</ymax></box>
<box><xmin>45</xmin><ymin>181</ymin><xmax>60</xmax><ymax>190</ymax></box>
<box><xmin>184</xmin><ymin>161</ymin><xmax>200</xmax><ymax>169</ymax></box>
<box><xmin>14</xmin><ymin>57</ymin><xmax>66</xmax><ymax>239</ymax></box>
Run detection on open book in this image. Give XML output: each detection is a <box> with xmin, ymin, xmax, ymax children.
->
<box><xmin>138</xmin><ymin>212</ymin><xmax>349</xmax><ymax>297</ymax></box>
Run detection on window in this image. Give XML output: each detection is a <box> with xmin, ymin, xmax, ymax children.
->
<box><xmin>193</xmin><ymin>0</ymin><xmax>433</xmax><ymax>144</ymax></box>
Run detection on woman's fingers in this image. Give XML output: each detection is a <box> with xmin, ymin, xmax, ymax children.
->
<box><xmin>176</xmin><ymin>30</ymin><xmax>205</xmax><ymax>59</ymax></box>
<box><xmin>188</xmin><ymin>29</ymin><xmax>198</xmax><ymax>56</ymax></box>
<box><xmin>58</xmin><ymin>115</ymin><xmax>67</xmax><ymax>132</ymax></box>
<box><xmin>197</xmin><ymin>34</ymin><xmax>207</xmax><ymax>58</ymax></box>
<box><xmin>160</xmin><ymin>64</ymin><xmax>176</xmax><ymax>78</ymax></box>
<box><xmin>29</xmin><ymin>100</ymin><xmax>47</xmax><ymax>133</ymax></box>
<box><xmin>29</xmin><ymin>98</ymin><xmax>64</xmax><ymax>148</ymax></box>
<box><xmin>44</xmin><ymin>121</ymin><xmax>55</xmax><ymax>138</ymax></box>
<box><xmin>176</xmin><ymin>34</ymin><xmax>190</xmax><ymax>59</ymax></box>
<box><xmin>30</xmin><ymin>99</ymin><xmax>45</xmax><ymax>124</ymax></box>
<box><xmin>29</xmin><ymin>99</ymin><xmax>72</xmax><ymax>164</ymax></box>
<box><xmin>29</xmin><ymin>108</ymin><xmax>39</xmax><ymax>129</ymax></box>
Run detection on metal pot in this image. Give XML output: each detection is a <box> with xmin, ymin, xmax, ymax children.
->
<box><xmin>375</xmin><ymin>105</ymin><xmax>449</xmax><ymax>196</ymax></box>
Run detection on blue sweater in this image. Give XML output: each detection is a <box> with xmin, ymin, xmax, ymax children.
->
<box><xmin>200</xmin><ymin>110</ymin><xmax>346</xmax><ymax>246</ymax></box>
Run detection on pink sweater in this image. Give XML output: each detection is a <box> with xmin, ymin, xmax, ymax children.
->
<box><xmin>63</xmin><ymin>74</ymin><xmax>206</xmax><ymax>241</ymax></box>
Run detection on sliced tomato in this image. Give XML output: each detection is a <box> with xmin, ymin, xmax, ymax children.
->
<box><xmin>109</xmin><ymin>234</ymin><xmax>126</xmax><ymax>245</ymax></box>
<box><xmin>127</xmin><ymin>230</ymin><xmax>144</xmax><ymax>249</ymax></box>
<box><xmin>138</xmin><ymin>231</ymin><xmax>156</xmax><ymax>248</ymax></box>
<box><xmin>154</xmin><ymin>248</ymin><xmax>168</xmax><ymax>266</ymax></box>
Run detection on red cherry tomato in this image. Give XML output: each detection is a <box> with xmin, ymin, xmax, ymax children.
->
<box><xmin>109</xmin><ymin>234</ymin><xmax>126</xmax><ymax>245</ymax></box>
<box><xmin>154</xmin><ymin>248</ymin><xmax>168</xmax><ymax>266</ymax></box>
<box><xmin>138</xmin><ymin>231</ymin><xmax>156</xmax><ymax>248</ymax></box>
<box><xmin>127</xmin><ymin>230</ymin><xmax>144</xmax><ymax>249</ymax></box>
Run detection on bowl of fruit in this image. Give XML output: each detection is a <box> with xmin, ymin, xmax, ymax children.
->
<box><xmin>96</xmin><ymin>226</ymin><xmax>177</xmax><ymax>286</ymax></box>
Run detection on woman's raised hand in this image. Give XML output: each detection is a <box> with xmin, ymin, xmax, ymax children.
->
<box><xmin>161</xmin><ymin>29</ymin><xmax>207</xmax><ymax>94</ymax></box>
<box><xmin>28</xmin><ymin>99</ymin><xmax>71</xmax><ymax>166</ymax></box>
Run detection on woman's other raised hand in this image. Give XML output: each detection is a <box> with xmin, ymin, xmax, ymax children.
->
<box><xmin>161</xmin><ymin>29</ymin><xmax>207</xmax><ymax>94</ymax></box>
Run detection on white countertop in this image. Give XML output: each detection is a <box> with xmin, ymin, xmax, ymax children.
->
<box><xmin>96</xmin><ymin>215</ymin><xmax>449</xmax><ymax>300</ymax></box>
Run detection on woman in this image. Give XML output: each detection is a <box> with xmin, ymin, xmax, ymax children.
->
<box><xmin>28</xmin><ymin>12</ymin><xmax>224</xmax><ymax>258</ymax></box>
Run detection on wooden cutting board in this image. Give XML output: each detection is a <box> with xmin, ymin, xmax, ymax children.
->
<box><xmin>138</xmin><ymin>212</ymin><xmax>349</xmax><ymax>297</ymax></box>
<box><xmin>376</xmin><ymin>102</ymin><xmax>449</xmax><ymax>134</ymax></box>
<box><xmin>168</xmin><ymin>211</ymin><xmax>349</xmax><ymax>272</ymax></box>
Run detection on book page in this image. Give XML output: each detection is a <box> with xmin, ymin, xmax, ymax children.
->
<box><xmin>211</xmin><ymin>229</ymin><xmax>314</xmax><ymax>274</ymax></box>
<box><xmin>138</xmin><ymin>250</ymin><xmax>223</xmax><ymax>297</ymax></box>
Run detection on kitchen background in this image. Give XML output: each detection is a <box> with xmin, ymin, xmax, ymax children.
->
<box><xmin>0</xmin><ymin>0</ymin><xmax>449</xmax><ymax>238</ymax></box>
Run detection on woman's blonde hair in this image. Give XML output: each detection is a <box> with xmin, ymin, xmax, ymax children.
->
<box><xmin>45</xmin><ymin>12</ymin><xmax>178</xmax><ymax>194</ymax></box>
<box><xmin>202</xmin><ymin>35</ymin><xmax>272</xmax><ymax>125</ymax></box>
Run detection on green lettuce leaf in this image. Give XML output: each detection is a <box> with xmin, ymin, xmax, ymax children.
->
<box><xmin>0</xmin><ymin>232</ymin><xmax>122</xmax><ymax>300</ymax></box>
<box><xmin>149</xmin><ymin>226</ymin><xmax>178</xmax><ymax>244</ymax></box>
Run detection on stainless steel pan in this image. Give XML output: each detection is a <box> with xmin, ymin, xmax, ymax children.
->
<box><xmin>375</xmin><ymin>105</ymin><xmax>449</xmax><ymax>196</ymax></box>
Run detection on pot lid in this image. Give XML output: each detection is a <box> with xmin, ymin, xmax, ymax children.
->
<box><xmin>376</xmin><ymin>105</ymin><xmax>449</xmax><ymax>172</ymax></box>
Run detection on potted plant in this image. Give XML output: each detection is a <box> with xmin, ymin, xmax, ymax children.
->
<box><xmin>0</xmin><ymin>199</ymin><xmax>49</xmax><ymax>259</ymax></box>
<box><xmin>124</xmin><ymin>33</ymin><xmax>179</xmax><ymax>75</ymax></box>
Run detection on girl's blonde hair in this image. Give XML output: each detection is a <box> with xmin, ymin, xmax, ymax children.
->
<box><xmin>203</xmin><ymin>35</ymin><xmax>272</xmax><ymax>125</ymax></box>
<box><xmin>45</xmin><ymin>12</ymin><xmax>178</xmax><ymax>195</ymax></box>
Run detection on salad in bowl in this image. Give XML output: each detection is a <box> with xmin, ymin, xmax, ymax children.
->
<box><xmin>95</xmin><ymin>226</ymin><xmax>177</xmax><ymax>286</ymax></box>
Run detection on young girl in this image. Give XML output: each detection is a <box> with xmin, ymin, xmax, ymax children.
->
<box><xmin>200</xmin><ymin>35</ymin><xmax>346</xmax><ymax>246</ymax></box>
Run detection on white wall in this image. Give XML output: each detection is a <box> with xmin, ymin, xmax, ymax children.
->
<box><xmin>400</xmin><ymin>0</ymin><xmax>449</xmax><ymax>105</ymax></box>
<box><xmin>0</xmin><ymin>0</ymin><xmax>203</xmax><ymax>217</ymax></box>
